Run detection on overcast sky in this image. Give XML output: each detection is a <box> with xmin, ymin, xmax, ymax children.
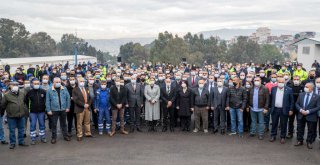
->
<box><xmin>1</xmin><ymin>0</ymin><xmax>319</xmax><ymax>40</ymax></box>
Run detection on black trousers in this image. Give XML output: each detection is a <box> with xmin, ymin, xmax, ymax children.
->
<box><xmin>271</xmin><ymin>108</ymin><xmax>288</xmax><ymax>138</ymax></box>
<box><xmin>67</xmin><ymin>110</ymin><xmax>77</xmax><ymax>133</ymax></box>
<box><xmin>288</xmin><ymin>110</ymin><xmax>297</xmax><ymax>134</ymax></box>
<box><xmin>130</xmin><ymin>106</ymin><xmax>141</xmax><ymax>127</ymax></box>
<box><xmin>51</xmin><ymin>111</ymin><xmax>68</xmax><ymax>139</ymax></box>
<box><xmin>297</xmin><ymin>117</ymin><xmax>317</xmax><ymax>143</ymax></box>
<box><xmin>214</xmin><ymin>106</ymin><xmax>226</xmax><ymax>130</ymax></box>
<box><xmin>91</xmin><ymin>104</ymin><xmax>98</xmax><ymax>130</ymax></box>
<box><xmin>180</xmin><ymin>116</ymin><xmax>191</xmax><ymax>130</ymax></box>
<box><xmin>163</xmin><ymin>105</ymin><xmax>175</xmax><ymax>128</ymax></box>
<box><xmin>243</xmin><ymin>108</ymin><xmax>251</xmax><ymax>131</ymax></box>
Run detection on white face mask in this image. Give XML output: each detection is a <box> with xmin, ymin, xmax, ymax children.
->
<box><xmin>70</xmin><ymin>80</ymin><xmax>75</xmax><ymax>85</ymax></box>
<box><xmin>149</xmin><ymin>81</ymin><xmax>155</xmax><ymax>85</ymax></box>
<box><xmin>217</xmin><ymin>82</ymin><xmax>223</xmax><ymax>87</ymax></box>
<box><xmin>181</xmin><ymin>83</ymin><xmax>187</xmax><ymax>88</ymax></box>
<box><xmin>42</xmin><ymin>79</ymin><xmax>48</xmax><ymax>83</ymax></box>
<box><xmin>304</xmin><ymin>87</ymin><xmax>310</xmax><ymax>93</ymax></box>
<box><xmin>101</xmin><ymin>85</ymin><xmax>107</xmax><ymax>89</ymax></box>
<box><xmin>278</xmin><ymin>83</ymin><xmax>284</xmax><ymax>88</ymax></box>
<box><xmin>254</xmin><ymin>81</ymin><xmax>261</xmax><ymax>87</ymax></box>
<box><xmin>294</xmin><ymin>80</ymin><xmax>300</xmax><ymax>86</ymax></box>
<box><xmin>89</xmin><ymin>80</ymin><xmax>94</xmax><ymax>84</ymax></box>
<box><xmin>79</xmin><ymin>82</ymin><xmax>85</xmax><ymax>87</ymax></box>
<box><xmin>240</xmin><ymin>76</ymin><xmax>245</xmax><ymax>80</ymax></box>
<box><xmin>12</xmin><ymin>86</ymin><xmax>19</xmax><ymax>92</ymax></box>
<box><xmin>24</xmin><ymin>84</ymin><xmax>30</xmax><ymax>88</ymax></box>
<box><xmin>214</xmin><ymin>74</ymin><xmax>219</xmax><ymax>78</ymax></box>
<box><xmin>116</xmin><ymin>82</ymin><xmax>121</xmax><ymax>86</ymax></box>
<box><xmin>245</xmin><ymin>84</ymin><xmax>251</xmax><ymax>88</ymax></box>
<box><xmin>198</xmin><ymin>84</ymin><xmax>204</xmax><ymax>88</ymax></box>
<box><xmin>131</xmin><ymin>79</ymin><xmax>136</xmax><ymax>83</ymax></box>
<box><xmin>33</xmin><ymin>85</ymin><xmax>40</xmax><ymax>89</ymax></box>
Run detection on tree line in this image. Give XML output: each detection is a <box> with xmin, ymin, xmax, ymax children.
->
<box><xmin>0</xmin><ymin>18</ymin><xmax>115</xmax><ymax>64</ymax></box>
<box><xmin>119</xmin><ymin>31</ymin><xmax>284</xmax><ymax>65</ymax></box>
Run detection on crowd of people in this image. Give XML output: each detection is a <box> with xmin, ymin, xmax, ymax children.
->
<box><xmin>0</xmin><ymin>60</ymin><xmax>320</xmax><ymax>150</ymax></box>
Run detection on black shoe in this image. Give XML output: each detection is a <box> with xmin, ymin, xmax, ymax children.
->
<box><xmin>130</xmin><ymin>127</ymin><xmax>135</xmax><ymax>133</ymax></box>
<box><xmin>24</xmin><ymin>134</ymin><xmax>27</xmax><ymax>138</ymax></box>
<box><xmin>9</xmin><ymin>144</ymin><xmax>15</xmax><ymax>149</ymax></box>
<box><xmin>136</xmin><ymin>127</ymin><xmax>142</xmax><ymax>132</ymax></box>
<box><xmin>249</xmin><ymin>134</ymin><xmax>256</xmax><ymax>137</ymax></box>
<box><xmin>286</xmin><ymin>134</ymin><xmax>293</xmax><ymax>139</ymax></box>
<box><xmin>294</xmin><ymin>141</ymin><xmax>304</xmax><ymax>147</ymax></box>
<box><xmin>51</xmin><ymin>139</ymin><xmax>56</xmax><ymax>144</ymax></box>
<box><xmin>220</xmin><ymin>129</ymin><xmax>225</xmax><ymax>135</ymax></box>
<box><xmin>1</xmin><ymin>141</ymin><xmax>8</xmax><ymax>145</ymax></box>
<box><xmin>307</xmin><ymin>143</ymin><xmax>313</xmax><ymax>149</ymax></box>
<box><xmin>186</xmin><ymin>128</ymin><xmax>190</xmax><ymax>132</ymax></box>
<box><xmin>18</xmin><ymin>143</ymin><xmax>29</xmax><ymax>147</ymax></box>
<box><xmin>269</xmin><ymin>137</ymin><xmax>276</xmax><ymax>142</ymax></box>
<box><xmin>148</xmin><ymin>126</ymin><xmax>152</xmax><ymax>132</ymax></box>
<box><xmin>64</xmin><ymin>137</ymin><xmax>71</xmax><ymax>141</ymax></box>
<box><xmin>67</xmin><ymin>133</ymin><xmax>72</xmax><ymax>137</ymax></box>
<box><xmin>170</xmin><ymin>127</ymin><xmax>174</xmax><ymax>132</ymax></box>
<box><xmin>212</xmin><ymin>129</ymin><xmax>218</xmax><ymax>134</ymax></box>
<box><xmin>162</xmin><ymin>127</ymin><xmax>167</xmax><ymax>132</ymax></box>
<box><xmin>85</xmin><ymin>135</ymin><xmax>95</xmax><ymax>138</ymax></box>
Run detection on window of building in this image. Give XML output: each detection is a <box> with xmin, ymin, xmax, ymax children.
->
<box><xmin>302</xmin><ymin>47</ymin><xmax>310</xmax><ymax>55</ymax></box>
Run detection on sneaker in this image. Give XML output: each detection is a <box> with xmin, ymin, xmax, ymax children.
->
<box><xmin>41</xmin><ymin>138</ymin><xmax>47</xmax><ymax>143</ymax></box>
<box><xmin>204</xmin><ymin>129</ymin><xmax>208</xmax><ymax>133</ymax></box>
<box><xmin>239</xmin><ymin>134</ymin><xmax>244</xmax><ymax>138</ymax></box>
<box><xmin>99</xmin><ymin>132</ymin><xmax>103</xmax><ymax>135</ymax></box>
<box><xmin>193</xmin><ymin>128</ymin><xmax>199</xmax><ymax>133</ymax></box>
<box><xmin>229</xmin><ymin>132</ymin><xmax>237</xmax><ymax>136</ymax></box>
<box><xmin>30</xmin><ymin>141</ymin><xmax>36</xmax><ymax>145</ymax></box>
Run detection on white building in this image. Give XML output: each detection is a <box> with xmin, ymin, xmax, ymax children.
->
<box><xmin>293</xmin><ymin>38</ymin><xmax>320</xmax><ymax>71</ymax></box>
<box><xmin>0</xmin><ymin>55</ymin><xmax>97</xmax><ymax>71</ymax></box>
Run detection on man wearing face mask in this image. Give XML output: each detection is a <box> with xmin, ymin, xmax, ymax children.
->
<box><xmin>25</xmin><ymin>79</ymin><xmax>47</xmax><ymax>145</ymax></box>
<box><xmin>60</xmin><ymin>72</ymin><xmax>68</xmax><ymax>86</ymax></box>
<box><xmin>287</xmin><ymin>76</ymin><xmax>303</xmax><ymax>139</ymax></box>
<box><xmin>109</xmin><ymin>78</ymin><xmax>128</xmax><ymax>136</ymax></box>
<box><xmin>187</xmin><ymin>68</ymin><xmax>200</xmax><ymax>90</ymax></box>
<box><xmin>46</xmin><ymin>77</ymin><xmax>71</xmax><ymax>144</ymax></box>
<box><xmin>293</xmin><ymin>64</ymin><xmax>308</xmax><ymax>81</ymax></box>
<box><xmin>301</xmin><ymin>70</ymin><xmax>316</xmax><ymax>87</ymax></box>
<box><xmin>66</xmin><ymin>76</ymin><xmax>77</xmax><ymax>136</ymax></box>
<box><xmin>94</xmin><ymin>80</ymin><xmax>111</xmax><ymax>135</ymax></box>
<box><xmin>206</xmin><ymin>75</ymin><xmax>216</xmax><ymax>131</ymax></box>
<box><xmin>1</xmin><ymin>82</ymin><xmax>28</xmax><ymax>149</ymax></box>
<box><xmin>211</xmin><ymin>78</ymin><xmax>228</xmax><ymax>135</ymax></box>
<box><xmin>248</xmin><ymin>77</ymin><xmax>269</xmax><ymax>140</ymax></box>
<box><xmin>13</xmin><ymin>68</ymin><xmax>27</xmax><ymax>84</ymax></box>
<box><xmin>259</xmin><ymin>70</ymin><xmax>269</xmax><ymax>85</ymax></box>
<box><xmin>49</xmin><ymin>68</ymin><xmax>59</xmax><ymax>83</ymax></box>
<box><xmin>193</xmin><ymin>79</ymin><xmax>210</xmax><ymax>133</ymax></box>
<box><xmin>160</xmin><ymin>78</ymin><xmax>177</xmax><ymax>132</ymax></box>
<box><xmin>72</xmin><ymin>77</ymin><xmax>93</xmax><ymax>141</ymax></box>
<box><xmin>226</xmin><ymin>77</ymin><xmax>247</xmax><ymax>137</ymax></box>
<box><xmin>125</xmin><ymin>75</ymin><xmax>144</xmax><ymax>133</ymax></box>
<box><xmin>269</xmin><ymin>77</ymin><xmax>294</xmax><ymax>144</ymax></box>
<box><xmin>295</xmin><ymin>83</ymin><xmax>320</xmax><ymax>149</ymax></box>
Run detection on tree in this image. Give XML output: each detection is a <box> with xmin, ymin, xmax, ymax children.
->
<box><xmin>97</xmin><ymin>50</ymin><xmax>116</xmax><ymax>64</ymax></box>
<box><xmin>0</xmin><ymin>18</ymin><xmax>30</xmax><ymax>58</ymax></box>
<box><xmin>28</xmin><ymin>32</ymin><xmax>56</xmax><ymax>56</ymax></box>
<box><xmin>259</xmin><ymin>44</ymin><xmax>284</xmax><ymax>63</ymax></box>
<box><xmin>226</xmin><ymin>36</ymin><xmax>260</xmax><ymax>63</ymax></box>
<box><xmin>57</xmin><ymin>33</ymin><xmax>84</xmax><ymax>55</ymax></box>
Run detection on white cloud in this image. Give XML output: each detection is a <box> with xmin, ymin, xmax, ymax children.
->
<box><xmin>0</xmin><ymin>0</ymin><xmax>319</xmax><ymax>40</ymax></box>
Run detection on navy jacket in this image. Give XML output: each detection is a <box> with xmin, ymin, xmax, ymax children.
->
<box><xmin>295</xmin><ymin>92</ymin><xmax>320</xmax><ymax>122</ymax></box>
<box><xmin>270</xmin><ymin>86</ymin><xmax>294</xmax><ymax>116</ymax></box>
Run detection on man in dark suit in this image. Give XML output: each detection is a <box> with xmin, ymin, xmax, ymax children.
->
<box><xmin>295</xmin><ymin>82</ymin><xmax>320</xmax><ymax>149</ymax></box>
<box><xmin>269</xmin><ymin>77</ymin><xmax>294</xmax><ymax>144</ymax></box>
<box><xmin>193</xmin><ymin>79</ymin><xmax>210</xmax><ymax>133</ymax></box>
<box><xmin>110</xmin><ymin>78</ymin><xmax>128</xmax><ymax>136</ymax></box>
<box><xmin>206</xmin><ymin>75</ymin><xmax>216</xmax><ymax>132</ymax></box>
<box><xmin>187</xmin><ymin>68</ymin><xmax>200</xmax><ymax>90</ymax></box>
<box><xmin>160</xmin><ymin>78</ymin><xmax>177</xmax><ymax>132</ymax></box>
<box><xmin>72</xmin><ymin>77</ymin><xmax>93</xmax><ymax>141</ymax></box>
<box><xmin>211</xmin><ymin>78</ymin><xmax>228</xmax><ymax>134</ymax></box>
<box><xmin>125</xmin><ymin>75</ymin><xmax>144</xmax><ymax>133</ymax></box>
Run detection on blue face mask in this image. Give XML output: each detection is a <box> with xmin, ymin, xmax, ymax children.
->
<box><xmin>61</xmin><ymin>76</ymin><xmax>67</xmax><ymax>80</ymax></box>
<box><xmin>96</xmin><ymin>75</ymin><xmax>100</xmax><ymax>79</ymax></box>
<box><xmin>55</xmin><ymin>83</ymin><xmax>61</xmax><ymax>88</ymax></box>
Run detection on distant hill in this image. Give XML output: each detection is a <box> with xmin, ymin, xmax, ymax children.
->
<box><xmin>86</xmin><ymin>29</ymin><xmax>315</xmax><ymax>55</ymax></box>
<box><xmin>86</xmin><ymin>38</ymin><xmax>155</xmax><ymax>56</ymax></box>
<box><xmin>198</xmin><ymin>28</ymin><xmax>300</xmax><ymax>40</ymax></box>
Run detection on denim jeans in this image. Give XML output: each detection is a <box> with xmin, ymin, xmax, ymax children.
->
<box><xmin>230</xmin><ymin>108</ymin><xmax>243</xmax><ymax>134</ymax></box>
<box><xmin>0</xmin><ymin>116</ymin><xmax>5</xmax><ymax>142</ymax></box>
<box><xmin>264</xmin><ymin>109</ymin><xmax>272</xmax><ymax>130</ymax></box>
<box><xmin>250</xmin><ymin>110</ymin><xmax>264</xmax><ymax>136</ymax></box>
<box><xmin>30</xmin><ymin>112</ymin><xmax>46</xmax><ymax>141</ymax></box>
<box><xmin>98</xmin><ymin>108</ymin><xmax>111</xmax><ymax>133</ymax></box>
<box><xmin>8</xmin><ymin>117</ymin><xmax>25</xmax><ymax>145</ymax></box>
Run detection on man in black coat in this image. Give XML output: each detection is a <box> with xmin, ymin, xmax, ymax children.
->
<box><xmin>160</xmin><ymin>78</ymin><xmax>177</xmax><ymax>132</ymax></box>
<box><xmin>109</xmin><ymin>78</ymin><xmax>128</xmax><ymax>136</ymax></box>
<box><xmin>295</xmin><ymin>82</ymin><xmax>320</xmax><ymax>149</ymax></box>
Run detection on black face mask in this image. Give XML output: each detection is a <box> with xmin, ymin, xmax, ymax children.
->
<box><xmin>233</xmin><ymin>82</ymin><xmax>238</xmax><ymax>86</ymax></box>
<box><xmin>309</xmin><ymin>75</ymin><xmax>315</xmax><ymax>79</ymax></box>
